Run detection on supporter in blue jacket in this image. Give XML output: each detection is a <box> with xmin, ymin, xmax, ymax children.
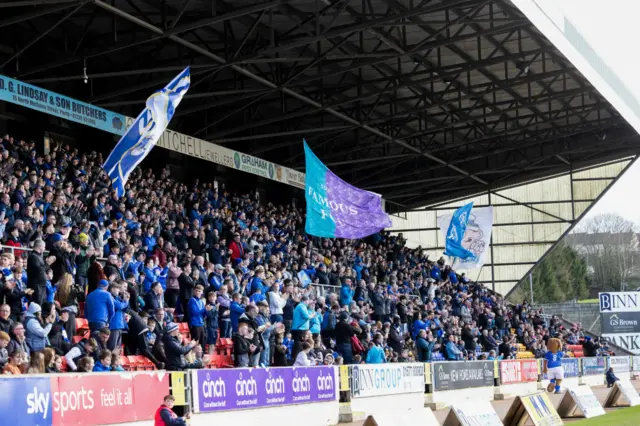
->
<box><xmin>310</xmin><ymin>308</ymin><xmax>322</xmax><ymax>336</ymax></box>
<box><xmin>188</xmin><ymin>285</ymin><xmax>210</xmax><ymax>351</ymax></box>
<box><xmin>340</xmin><ymin>282</ymin><xmax>354</xmax><ymax>307</ymax></box>
<box><xmin>93</xmin><ymin>349</ymin><xmax>112</xmax><ymax>372</ymax></box>
<box><xmin>292</xmin><ymin>296</ymin><xmax>315</xmax><ymax>341</ymax></box>
<box><xmin>142</xmin><ymin>258</ymin><xmax>158</xmax><ymax>293</ymax></box>
<box><xmin>208</xmin><ymin>265</ymin><xmax>224</xmax><ymax>291</ymax></box>
<box><xmin>108</xmin><ymin>284</ymin><xmax>130</xmax><ymax>351</ymax></box>
<box><xmin>45</xmin><ymin>268</ymin><xmax>56</xmax><ymax>304</ymax></box>
<box><xmin>365</xmin><ymin>334</ymin><xmax>386</xmax><ymax>364</ymax></box>
<box><xmin>85</xmin><ymin>280</ymin><xmax>115</xmax><ymax>332</ymax></box>
<box><xmin>229</xmin><ymin>293</ymin><xmax>245</xmax><ymax>332</ymax></box>
<box><xmin>445</xmin><ymin>334</ymin><xmax>463</xmax><ymax>360</ymax></box>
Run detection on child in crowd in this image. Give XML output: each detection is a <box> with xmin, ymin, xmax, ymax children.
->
<box><xmin>54</xmin><ymin>355</ymin><xmax>63</xmax><ymax>372</ymax></box>
<box><xmin>205</xmin><ymin>291</ymin><xmax>219</xmax><ymax>354</ymax></box>
<box><xmin>45</xmin><ymin>268</ymin><xmax>57</xmax><ymax>304</ymax></box>
<box><xmin>111</xmin><ymin>353</ymin><xmax>126</xmax><ymax>371</ymax></box>
<box><xmin>93</xmin><ymin>349</ymin><xmax>112</xmax><ymax>372</ymax></box>
<box><xmin>76</xmin><ymin>356</ymin><xmax>95</xmax><ymax>372</ymax></box>
<box><xmin>0</xmin><ymin>331</ymin><xmax>9</xmax><ymax>368</ymax></box>
<box><xmin>283</xmin><ymin>332</ymin><xmax>294</xmax><ymax>363</ymax></box>
<box><xmin>3</xmin><ymin>349</ymin><xmax>24</xmax><ymax>375</ymax></box>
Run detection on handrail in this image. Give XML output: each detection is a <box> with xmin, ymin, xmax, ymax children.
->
<box><xmin>0</xmin><ymin>243</ymin><xmax>108</xmax><ymax>262</ymax></box>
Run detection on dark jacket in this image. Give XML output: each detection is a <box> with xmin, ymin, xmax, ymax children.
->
<box><xmin>50</xmin><ymin>246</ymin><xmax>75</xmax><ymax>283</ymax></box>
<box><xmin>387</xmin><ymin>326</ymin><xmax>404</xmax><ymax>355</ymax></box>
<box><xmin>163</xmin><ymin>333</ymin><xmax>193</xmax><ymax>371</ymax></box>
<box><xmin>233</xmin><ymin>333</ymin><xmax>251</xmax><ymax>366</ymax></box>
<box><xmin>178</xmin><ymin>273</ymin><xmax>195</xmax><ymax>303</ymax></box>
<box><xmin>27</xmin><ymin>252</ymin><xmax>47</xmax><ymax>289</ymax></box>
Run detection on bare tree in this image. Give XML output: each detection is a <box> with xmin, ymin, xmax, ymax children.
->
<box><xmin>572</xmin><ymin>213</ymin><xmax>638</xmax><ymax>292</ymax></box>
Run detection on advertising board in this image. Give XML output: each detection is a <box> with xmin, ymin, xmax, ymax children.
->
<box><xmin>192</xmin><ymin>366</ymin><xmax>337</xmax><ymax>413</ymax></box>
<box><xmin>350</xmin><ymin>363</ymin><xmax>425</xmax><ymax>398</ymax></box>
<box><xmin>432</xmin><ymin>361</ymin><xmax>494</xmax><ymax>391</ymax></box>
<box><xmin>499</xmin><ymin>360</ymin><xmax>538</xmax><ymax>385</ymax></box>
<box><xmin>0</xmin><ymin>371</ymin><xmax>168</xmax><ymax>426</ymax></box>
<box><xmin>601</xmin><ymin>312</ymin><xmax>640</xmax><ymax>334</ymax></box>
<box><xmin>581</xmin><ymin>357</ymin><xmax>606</xmax><ymax>376</ymax></box>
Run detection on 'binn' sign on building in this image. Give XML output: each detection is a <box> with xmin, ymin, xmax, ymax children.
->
<box><xmin>600</xmin><ymin>292</ymin><xmax>640</xmax><ymax>354</ymax></box>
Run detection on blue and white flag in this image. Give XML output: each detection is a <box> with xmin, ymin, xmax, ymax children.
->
<box><xmin>438</xmin><ymin>206</ymin><xmax>493</xmax><ymax>269</ymax></box>
<box><xmin>443</xmin><ymin>202</ymin><xmax>475</xmax><ymax>260</ymax></box>
<box><xmin>103</xmin><ymin>67</ymin><xmax>191</xmax><ymax>197</ymax></box>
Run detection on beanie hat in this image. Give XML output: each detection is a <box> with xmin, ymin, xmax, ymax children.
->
<box><xmin>166</xmin><ymin>323</ymin><xmax>179</xmax><ymax>334</ymax></box>
<box><xmin>52</xmin><ymin>233</ymin><xmax>64</xmax><ymax>243</ymax></box>
<box><xmin>98</xmin><ymin>279</ymin><xmax>109</xmax><ymax>288</ymax></box>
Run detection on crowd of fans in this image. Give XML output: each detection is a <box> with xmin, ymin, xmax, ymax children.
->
<box><xmin>0</xmin><ymin>134</ymin><xmax>610</xmax><ymax>375</ymax></box>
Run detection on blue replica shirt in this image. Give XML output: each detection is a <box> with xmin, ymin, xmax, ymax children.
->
<box><xmin>544</xmin><ymin>351</ymin><xmax>563</xmax><ymax>369</ymax></box>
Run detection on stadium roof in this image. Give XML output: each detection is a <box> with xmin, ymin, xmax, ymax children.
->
<box><xmin>1</xmin><ymin>0</ymin><xmax>639</xmax><ymax>208</ymax></box>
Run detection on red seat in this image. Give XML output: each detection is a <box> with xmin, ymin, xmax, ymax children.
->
<box><xmin>72</xmin><ymin>335</ymin><xmax>84</xmax><ymax>344</ymax></box>
<box><xmin>127</xmin><ymin>355</ymin><xmax>156</xmax><ymax>371</ymax></box>
<box><xmin>75</xmin><ymin>318</ymin><xmax>89</xmax><ymax>335</ymax></box>
<box><xmin>119</xmin><ymin>356</ymin><xmax>132</xmax><ymax>371</ymax></box>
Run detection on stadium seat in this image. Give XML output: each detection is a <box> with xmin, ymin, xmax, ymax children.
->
<box><xmin>72</xmin><ymin>335</ymin><xmax>84</xmax><ymax>344</ymax></box>
<box><xmin>119</xmin><ymin>356</ymin><xmax>132</xmax><ymax>371</ymax></box>
<box><xmin>215</xmin><ymin>338</ymin><xmax>233</xmax><ymax>356</ymax></box>
<box><xmin>75</xmin><ymin>318</ymin><xmax>89</xmax><ymax>335</ymax></box>
<box><xmin>60</xmin><ymin>356</ymin><xmax>69</xmax><ymax>372</ymax></box>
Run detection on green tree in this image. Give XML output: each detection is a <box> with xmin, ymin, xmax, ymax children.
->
<box><xmin>508</xmin><ymin>243</ymin><xmax>589</xmax><ymax>303</ymax></box>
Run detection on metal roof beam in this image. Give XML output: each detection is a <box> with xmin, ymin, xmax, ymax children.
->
<box><xmin>92</xmin><ymin>0</ymin><xmax>488</xmax><ymax>185</ymax></box>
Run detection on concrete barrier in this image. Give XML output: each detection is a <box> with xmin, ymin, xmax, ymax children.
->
<box><xmin>189</xmin><ymin>400</ymin><xmax>340</xmax><ymax>426</ymax></box>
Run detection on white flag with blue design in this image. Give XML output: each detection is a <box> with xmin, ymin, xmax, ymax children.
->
<box><xmin>103</xmin><ymin>67</ymin><xmax>191</xmax><ymax>197</ymax></box>
<box><xmin>438</xmin><ymin>205</ymin><xmax>493</xmax><ymax>269</ymax></box>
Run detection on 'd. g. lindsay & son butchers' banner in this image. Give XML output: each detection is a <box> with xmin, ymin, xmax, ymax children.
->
<box><xmin>0</xmin><ymin>74</ymin><xmax>306</xmax><ymax>189</ymax></box>
<box><xmin>350</xmin><ymin>363</ymin><xmax>424</xmax><ymax>398</ymax></box>
<box><xmin>191</xmin><ymin>367</ymin><xmax>337</xmax><ymax>413</ymax></box>
<box><xmin>0</xmin><ymin>74</ymin><xmax>126</xmax><ymax>134</ymax></box>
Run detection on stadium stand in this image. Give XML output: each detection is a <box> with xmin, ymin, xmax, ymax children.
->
<box><xmin>0</xmin><ymin>135</ymin><xmax>612</xmax><ymax>375</ymax></box>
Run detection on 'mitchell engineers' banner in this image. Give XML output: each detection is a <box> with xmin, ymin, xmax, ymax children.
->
<box><xmin>599</xmin><ymin>292</ymin><xmax>640</xmax><ymax>354</ymax></box>
<box><xmin>350</xmin><ymin>363</ymin><xmax>424</xmax><ymax>398</ymax></box>
<box><xmin>0</xmin><ymin>74</ymin><xmax>307</xmax><ymax>190</ymax></box>
<box><xmin>191</xmin><ymin>367</ymin><xmax>337</xmax><ymax>413</ymax></box>
<box><xmin>432</xmin><ymin>361</ymin><xmax>494</xmax><ymax>391</ymax></box>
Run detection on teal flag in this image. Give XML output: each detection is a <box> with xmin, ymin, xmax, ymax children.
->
<box><xmin>304</xmin><ymin>140</ymin><xmax>391</xmax><ymax>239</ymax></box>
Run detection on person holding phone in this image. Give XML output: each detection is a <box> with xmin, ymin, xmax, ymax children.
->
<box><xmin>163</xmin><ymin>322</ymin><xmax>198</xmax><ymax>371</ymax></box>
<box><xmin>155</xmin><ymin>395</ymin><xmax>190</xmax><ymax>426</ymax></box>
